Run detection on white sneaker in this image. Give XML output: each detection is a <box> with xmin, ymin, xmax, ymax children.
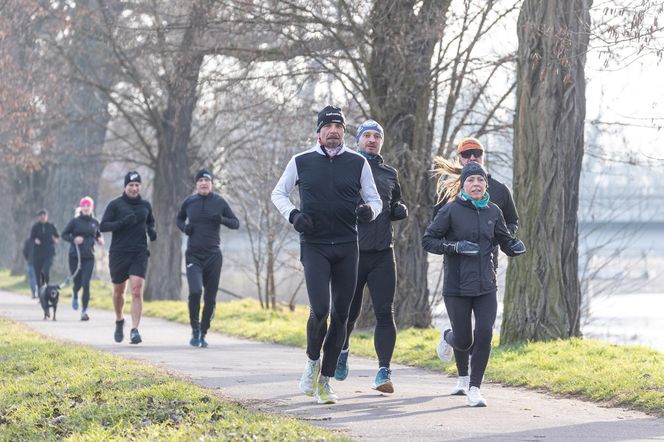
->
<box><xmin>436</xmin><ymin>328</ymin><xmax>454</xmax><ymax>362</ymax></box>
<box><xmin>315</xmin><ymin>375</ymin><xmax>338</xmax><ymax>404</ymax></box>
<box><xmin>467</xmin><ymin>386</ymin><xmax>487</xmax><ymax>407</ymax></box>
<box><xmin>299</xmin><ymin>358</ymin><xmax>320</xmax><ymax>397</ymax></box>
<box><xmin>450</xmin><ymin>375</ymin><xmax>469</xmax><ymax>395</ymax></box>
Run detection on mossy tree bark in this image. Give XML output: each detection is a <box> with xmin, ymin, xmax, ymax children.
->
<box><xmin>502</xmin><ymin>0</ymin><xmax>592</xmax><ymax>344</ymax></box>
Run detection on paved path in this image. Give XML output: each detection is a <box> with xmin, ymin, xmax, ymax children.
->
<box><xmin>2</xmin><ymin>290</ymin><xmax>663</xmax><ymax>441</ymax></box>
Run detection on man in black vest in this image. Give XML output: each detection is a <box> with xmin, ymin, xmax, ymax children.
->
<box><xmin>271</xmin><ymin>105</ymin><xmax>382</xmax><ymax>404</ymax></box>
<box><xmin>334</xmin><ymin>120</ymin><xmax>408</xmax><ymax>394</ymax></box>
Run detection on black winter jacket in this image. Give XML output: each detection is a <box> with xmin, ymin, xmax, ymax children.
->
<box><xmin>62</xmin><ymin>215</ymin><xmax>101</xmax><ymax>259</ymax></box>
<box><xmin>423</xmin><ymin>195</ymin><xmax>518</xmax><ymax>296</ymax></box>
<box><xmin>100</xmin><ymin>193</ymin><xmax>156</xmax><ymax>253</ymax></box>
<box><xmin>29</xmin><ymin>222</ymin><xmax>59</xmax><ymax>259</ymax></box>
<box><xmin>176</xmin><ymin>192</ymin><xmax>239</xmax><ymax>254</ymax></box>
<box><xmin>358</xmin><ymin>155</ymin><xmax>407</xmax><ymax>252</ymax></box>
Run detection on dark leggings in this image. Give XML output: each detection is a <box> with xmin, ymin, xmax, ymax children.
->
<box><xmin>69</xmin><ymin>256</ymin><xmax>95</xmax><ymax>311</ymax></box>
<box><xmin>443</xmin><ymin>292</ymin><xmax>497</xmax><ymax>388</ymax></box>
<box><xmin>344</xmin><ymin>249</ymin><xmax>397</xmax><ymax>368</ymax></box>
<box><xmin>186</xmin><ymin>251</ymin><xmax>222</xmax><ymax>334</ymax></box>
<box><xmin>301</xmin><ymin>242</ymin><xmax>358</xmax><ymax>377</ymax></box>
<box><xmin>33</xmin><ymin>255</ymin><xmax>53</xmax><ymax>286</ymax></box>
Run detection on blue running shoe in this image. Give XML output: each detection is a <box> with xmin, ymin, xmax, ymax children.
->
<box><xmin>372</xmin><ymin>367</ymin><xmax>394</xmax><ymax>393</ymax></box>
<box><xmin>334</xmin><ymin>349</ymin><xmax>350</xmax><ymax>381</ymax></box>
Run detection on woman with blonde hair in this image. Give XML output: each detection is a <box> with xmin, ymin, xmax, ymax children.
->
<box><xmin>62</xmin><ymin>196</ymin><xmax>104</xmax><ymax>321</ymax></box>
<box><xmin>423</xmin><ymin>161</ymin><xmax>525</xmax><ymax>407</ymax></box>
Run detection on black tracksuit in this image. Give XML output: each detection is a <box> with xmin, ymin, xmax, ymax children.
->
<box><xmin>272</xmin><ymin>145</ymin><xmax>382</xmax><ymax>377</ymax></box>
<box><xmin>29</xmin><ymin>222</ymin><xmax>59</xmax><ymax>286</ymax></box>
<box><xmin>176</xmin><ymin>192</ymin><xmax>239</xmax><ymax>335</ymax></box>
<box><xmin>423</xmin><ymin>195</ymin><xmax>519</xmax><ymax>388</ymax></box>
<box><xmin>100</xmin><ymin>193</ymin><xmax>156</xmax><ymax>283</ymax></box>
<box><xmin>62</xmin><ymin>215</ymin><xmax>101</xmax><ymax>311</ymax></box>
<box><xmin>345</xmin><ymin>154</ymin><xmax>407</xmax><ymax>369</ymax></box>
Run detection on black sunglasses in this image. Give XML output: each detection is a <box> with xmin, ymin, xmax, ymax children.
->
<box><xmin>460</xmin><ymin>149</ymin><xmax>483</xmax><ymax>159</ymax></box>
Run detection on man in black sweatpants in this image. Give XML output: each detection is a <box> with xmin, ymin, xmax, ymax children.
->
<box><xmin>271</xmin><ymin>105</ymin><xmax>382</xmax><ymax>404</ymax></box>
<box><xmin>100</xmin><ymin>171</ymin><xmax>156</xmax><ymax>345</ymax></box>
<box><xmin>177</xmin><ymin>169</ymin><xmax>239</xmax><ymax>348</ymax></box>
<box><xmin>334</xmin><ymin>120</ymin><xmax>408</xmax><ymax>394</ymax></box>
<box><xmin>30</xmin><ymin>209</ymin><xmax>59</xmax><ymax>287</ymax></box>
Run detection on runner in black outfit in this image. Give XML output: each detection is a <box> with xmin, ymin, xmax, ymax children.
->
<box><xmin>334</xmin><ymin>120</ymin><xmax>407</xmax><ymax>394</ymax></box>
<box><xmin>22</xmin><ymin>237</ymin><xmax>38</xmax><ymax>298</ymax></box>
<box><xmin>100</xmin><ymin>171</ymin><xmax>156</xmax><ymax>344</ymax></box>
<box><xmin>272</xmin><ymin>105</ymin><xmax>382</xmax><ymax>405</ymax></box>
<box><xmin>62</xmin><ymin>196</ymin><xmax>104</xmax><ymax>321</ymax></box>
<box><xmin>30</xmin><ymin>209</ymin><xmax>59</xmax><ymax>287</ymax></box>
<box><xmin>423</xmin><ymin>162</ymin><xmax>526</xmax><ymax>407</ymax></box>
<box><xmin>177</xmin><ymin>169</ymin><xmax>239</xmax><ymax>348</ymax></box>
<box><xmin>431</xmin><ymin>137</ymin><xmax>519</xmax><ymax>397</ymax></box>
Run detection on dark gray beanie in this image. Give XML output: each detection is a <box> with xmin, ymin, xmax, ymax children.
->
<box><xmin>460</xmin><ymin>162</ymin><xmax>488</xmax><ymax>186</ymax></box>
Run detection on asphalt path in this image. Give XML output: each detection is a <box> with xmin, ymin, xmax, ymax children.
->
<box><xmin>2</xmin><ymin>290</ymin><xmax>663</xmax><ymax>441</ymax></box>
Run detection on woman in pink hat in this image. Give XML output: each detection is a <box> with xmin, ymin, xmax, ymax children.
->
<box><xmin>61</xmin><ymin>196</ymin><xmax>104</xmax><ymax>321</ymax></box>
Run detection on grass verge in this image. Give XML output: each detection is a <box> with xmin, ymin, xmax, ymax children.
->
<box><xmin>2</xmin><ymin>269</ymin><xmax>663</xmax><ymax>416</ymax></box>
<box><xmin>0</xmin><ymin>316</ymin><xmax>343</xmax><ymax>441</ymax></box>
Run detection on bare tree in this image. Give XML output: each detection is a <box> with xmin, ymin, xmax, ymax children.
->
<box><xmin>502</xmin><ymin>0</ymin><xmax>593</xmax><ymax>343</ymax></box>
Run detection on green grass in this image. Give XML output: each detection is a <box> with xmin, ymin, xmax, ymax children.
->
<box><xmin>0</xmin><ymin>317</ymin><xmax>343</xmax><ymax>441</ymax></box>
<box><xmin>2</xmin><ymin>269</ymin><xmax>663</xmax><ymax>416</ymax></box>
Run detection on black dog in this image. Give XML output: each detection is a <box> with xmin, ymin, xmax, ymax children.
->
<box><xmin>39</xmin><ymin>284</ymin><xmax>60</xmax><ymax>320</ymax></box>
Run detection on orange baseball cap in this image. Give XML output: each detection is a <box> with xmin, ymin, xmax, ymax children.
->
<box><xmin>456</xmin><ymin>137</ymin><xmax>484</xmax><ymax>153</ymax></box>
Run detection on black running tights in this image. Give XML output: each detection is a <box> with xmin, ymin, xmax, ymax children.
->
<box><xmin>443</xmin><ymin>292</ymin><xmax>497</xmax><ymax>388</ymax></box>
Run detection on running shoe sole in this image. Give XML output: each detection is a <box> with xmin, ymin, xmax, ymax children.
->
<box><xmin>373</xmin><ymin>381</ymin><xmax>394</xmax><ymax>394</ymax></box>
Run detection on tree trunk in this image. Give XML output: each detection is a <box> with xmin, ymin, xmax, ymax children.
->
<box><xmin>144</xmin><ymin>0</ymin><xmax>212</xmax><ymax>300</ymax></box>
<box><xmin>502</xmin><ymin>0</ymin><xmax>592</xmax><ymax>344</ymax></box>
<box><xmin>360</xmin><ymin>0</ymin><xmax>451</xmax><ymax>328</ymax></box>
<box><xmin>39</xmin><ymin>0</ymin><xmax>117</xmax><ymax>277</ymax></box>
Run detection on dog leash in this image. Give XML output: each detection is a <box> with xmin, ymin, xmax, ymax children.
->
<box><xmin>58</xmin><ymin>243</ymin><xmax>81</xmax><ymax>289</ymax></box>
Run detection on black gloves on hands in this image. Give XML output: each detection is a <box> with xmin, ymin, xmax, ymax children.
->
<box><xmin>147</xmin><ymin>227</ymin><xmax>157</xmax><ymax>241</ymax></box>
<box><xmin>184</xmin><ymin>224</ymin><xmax>194</xmax><ymax>236</ymax></box>
<box><xmin>506</xmin><ymin>238</ymin><xmax>526</xmax><ymax>255</ymax></box>
<box><xmin>454</xmin><ymin>240</ymin><xmax>480</xmax><ymax>256</ymax></box>
<box><xmin>289</xmin><ymin>209</ymin><xmax>313</xmax><ymax>234</ymax></box>
<box><xmin>356</xmin><ymin>204</ymin><xmax>373</xmax><ymax>223</ymax></box>
<box><xmin>121</xmin><ymin>213</ymin><xmax>137</xmax><ymax>227</ymax></box>
<box><xmin>391</xmin><ymin>202</ymin><xmax>408</xmax><ymax>220</ymax></box>
<box><xmin>212</xmin><ymin>214</ymin><xmax>223</xmax><ymax>225</ymax></box>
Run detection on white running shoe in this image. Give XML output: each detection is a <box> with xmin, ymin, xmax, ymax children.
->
<box><xmin>315</xmin><ymin>375</ymin><xmax>338</xmax><ymax>404</ymax></box>
<box><xmin>467</xmin><ymin>386</ymin><xmax>487</xmax><ymax>407</ymax></box>
<box><xmin>299</xmin><ymin>358</ymin><xmax>320</xmax><ymax>397</ymax></box>
<box><xmin>450</xmin><ymin>375</ymin><xmax>469</xmax><ymax>395</ymax></box>
<box><xmin>436</xmin><ymin>328</ymin><xmax>454</xmax><ymax>362</ymax></box>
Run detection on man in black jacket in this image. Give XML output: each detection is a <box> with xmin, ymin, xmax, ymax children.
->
<box><xmin>100</xmin><ymin>171</ymin><xmax>156</xmax><ymax>345</ymax></box>
<box><xmin>334</xmin><ymin>119</ymin><xmax>407</xmax><ymax>394</ymax></box>
<box><xmin>30</xmin><ymin>209</ymin><xmax>59</xmax><ymax>287</ymax></box>
<box><xmin>271</xmin><ymin>105</ymin><xmax>382</xmax><ymax>404</ymax></box>
<box><xmin>176</xmin><ymin>169</ymin><xmax>239</xmax><ymax>348</ymax></box>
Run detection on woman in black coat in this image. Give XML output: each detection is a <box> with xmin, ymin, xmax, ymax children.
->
<box><xmin>62</xmin><ymin>197</ymin><xmax>104</xmax><ymax>321</ymax></box>
<box><xmin>423</xmin><ymin>162</ymin><xmax>525</xmax><ymax>407</ymax></box>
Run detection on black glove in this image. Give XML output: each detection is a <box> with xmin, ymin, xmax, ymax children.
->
<box><xmin>121</xmin><ymin>213</ymin><xmax>136</xmax><ymax>227</ymax></box>
<box><xmin>147</xmin><ymin>227</ymin><xmax>157</xmax><ymax>241</ymax></box>
<box><xmin>391</xmin><ymin>202</ymin><xmax>408</xmax><ymax>220</ymax></box>
<box><xmin>356</xmin><ymin>204</ymin><xmax>373</xmax><ymax>223</ymax></box>
<box><xmin>507</xmin><ymin>238</ymin><xmax>526</xmax><ymax>255</ymax></box>
<box><xmin>289</xmin><ymin>210</ymin><xmax>313</xmax><ymax>234</ymax></box>
<box><xmin>184</xmin><ymin>224</ymin><xmax>194</xmax><ymax>236</ymax></box>
<box><xmin>212</xmin><ymin>214</ymin><xmax>223</xmax><ymax>225</ymax></box>
<box><xmin>455</xmin><ymin>240</ymin><xmax>480</xmax><ymax>256</ymax></box>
